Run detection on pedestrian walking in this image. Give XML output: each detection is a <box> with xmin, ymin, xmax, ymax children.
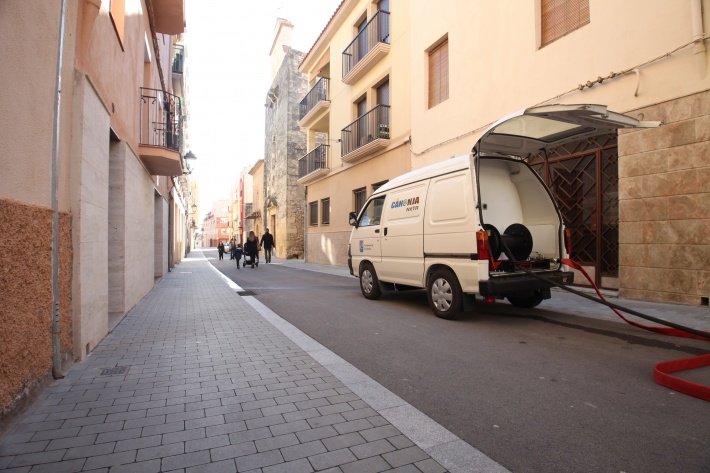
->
<box><xmin>260</xmin><ymin>228</ymin><xmax>275</xmax><ymax>264</ymax></box>
<box><xmin>244</xmin><ymin>231</ymin><xmax>260</xmax><ymax>268</ymax></box>
<box><xmin>229</xmin><ymin>238</ymin><xmax>236</xmax><ymax>260</ymax></box>
<box><xmin>234</xmin><ymin>243</ymin><xmax>244</xmax><ymax>269</ymax></box>
<box><xmin>217</xmin><ymin>241</ymin><xmax>225</xmax><ymax>260</ymax></box>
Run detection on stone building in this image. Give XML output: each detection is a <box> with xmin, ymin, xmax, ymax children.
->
<box><xmin>262</xmin><ymin>19</ymin><xmax>308</xmax><ymax>259</ymax></box>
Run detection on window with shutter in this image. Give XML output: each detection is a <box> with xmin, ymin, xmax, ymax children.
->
<box><xmin>541</xmin><ymin>0</ymin><xmax>590</xmax><ymax>47</ymax></box>
<box><xmin>428</xmin><ymin>40</ymin><xmax>449</xmax><ymax>109</ymax></box>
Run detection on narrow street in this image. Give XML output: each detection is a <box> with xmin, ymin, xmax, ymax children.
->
<box><xmin>212</xmin><ymin>251</ymin><xmax>710</xmax><ymax>473</ymax></box>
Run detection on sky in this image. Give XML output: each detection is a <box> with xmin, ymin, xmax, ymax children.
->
<box><xmin>184</xmin><ymin>0</ymin><xmax>342</xmax><ymax>219</ymax></box>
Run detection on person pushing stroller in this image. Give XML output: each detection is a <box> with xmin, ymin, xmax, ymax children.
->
<box><xmin>244</xmin><ymin>231</ymin><xmax>260</xmax><ymax>268</ymax></box>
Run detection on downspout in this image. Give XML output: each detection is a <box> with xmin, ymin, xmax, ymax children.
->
<box><xmin>51</xmin><ymin>0</ymin><xmax>69</xmax><ymax>380</ymax></box>
<box><xmin>303</xmin><ymin>186</ymin><xmax>308</xmax><ymax>261</ymax></box>
<box><xmin>691</xmin><ymin>0</ymin><xmax>707</xmax><ymax>78</ymax></box>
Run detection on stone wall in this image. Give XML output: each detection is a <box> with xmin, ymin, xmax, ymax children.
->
<box><xmin>618</xmin><ymin>89</ymin><xmax>710</xmax><ymax>305</ymax></box>
<box><xmin>0</xmin><ymin>199</ymin><xmax>72</xmax><ymax>418</ymax></box>
<box><xmin>263</xmin><ymin>49</ymin><xmax>307</xmax><ymax>259</ymax></box>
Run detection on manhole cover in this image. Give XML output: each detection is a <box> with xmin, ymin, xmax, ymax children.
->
<box><xmin>237</xmin><ymin>290</ymin><xmax>256</xmax><ymax>296</ymax></box>
<box><xmin>100</xmin><ymin>366</ymin><xmax>128</xmax><ymax>376</ymax></box>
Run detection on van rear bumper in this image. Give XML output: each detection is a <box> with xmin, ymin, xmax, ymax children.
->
<box><xmin>478</xmin><ymin>271</ymin><xmax>574</xmax><ymax>296</ymax></box>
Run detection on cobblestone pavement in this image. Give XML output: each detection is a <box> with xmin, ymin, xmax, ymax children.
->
<box><xmin>0</xmin><ymin>252</ymin><xmax>462</xmax><ymax>473</ymax></box>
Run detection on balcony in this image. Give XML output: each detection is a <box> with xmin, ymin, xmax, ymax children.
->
<box><xmin>138</xmin><ymin>88</ymin><xmax>184</xmax><ymax>176</ymax></box>
<box><xmin>341</xmin><ymin>105</ymin><xmax>390</xmax><ymax>163</ymax></box>
<box><xmin>298</xmin><ymin>78</ymin><xmax>330</xmax><ymax>130</ymax></box>
<box><xmin>342</xmin><ymin>10</ymin><xmax>390</xmax><ymax>85</ymax></box>
<box><xmin>297</xmin><ymin>145</ymin><xmax>330</xmax><ymax>185</ymax></box>
<box><xmin>152</xmin><ymin>0</ymin><xmax>185</xmax><ymax>35</ymax></box>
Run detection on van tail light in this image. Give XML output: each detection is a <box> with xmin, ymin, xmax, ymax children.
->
<box><xmin>476</xmin><ymin>230</ymin><xmax>490</xmax><ymax>261</ymax></box>
<box><xmin>564</xmin><ymin>228</ymin><xmax>572</xmax><ymax>255</ymax></box>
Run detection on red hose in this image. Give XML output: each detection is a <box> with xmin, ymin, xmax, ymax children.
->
<box><xmin>561</xmin><ymin>258</ymin><xmax>710</xmax><ymax>402</ymax></box>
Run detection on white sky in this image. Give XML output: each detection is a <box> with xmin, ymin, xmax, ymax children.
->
<box><xmin>184</xmin><ymin>0</ymin><xmax>342</xmax><ymax>219</ymax></box>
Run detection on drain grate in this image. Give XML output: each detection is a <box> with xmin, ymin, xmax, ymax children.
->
<box><xmin>237</xmin><ymin>290</ymin><xmax>256</xmax><ymax>296</ymax></box>
<box><xmin>100</xmin><ymin>366</ymin><xmax>128</xmax><ymax>376</ymax></box>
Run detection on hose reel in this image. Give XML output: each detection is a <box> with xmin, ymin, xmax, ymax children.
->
<box><xmin>484</xmin><ymin>223</ymin><xmax>534</xmax><ymax>261</ymax></box>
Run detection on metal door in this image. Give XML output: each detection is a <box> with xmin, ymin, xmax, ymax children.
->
<box><xmin>528</xmin><ymin>133</ymin><xmax>618</xmax><ymax>288</ymax></box>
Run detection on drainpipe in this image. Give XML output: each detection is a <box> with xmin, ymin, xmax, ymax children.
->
<box><xmin>303</xmin><ymin>186</ymin><xmax>308</xmax><ymax>261</ymax></box>
<box><xmin>51</xmin><ymin>0</ymin><xmax>69</xmax><ymax>380</ymax></box>
<box><xmin>691</xmin><ymin>0</ymin><xmax>707</xmax><ymax>78</ymax></box>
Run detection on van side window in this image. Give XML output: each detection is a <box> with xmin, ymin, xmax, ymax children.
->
<box><xmin>358</xmin><ymin>196</ymin><xmax>385</xmax><ymax>227</ymax></box>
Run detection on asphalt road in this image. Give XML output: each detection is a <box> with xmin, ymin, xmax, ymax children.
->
<box><xmin>211</xmin><ymin>255</ymin><xmax>710</xmax><ymax>473</ymax></box>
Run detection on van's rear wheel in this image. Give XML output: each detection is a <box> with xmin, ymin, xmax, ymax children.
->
<box><xmin>360</xmin><ymin>263</ymin><xmax>382</xmax><ymax>300</ymax></box>
<box><xmin>507</xmin><ymin>290</ymin><xmax>544</xmax><ymax>308</ymax></box>
<box><xmin>427</xmin><ymin>269</ymin><xmax>463</xmax><ymax>320</ymax></box>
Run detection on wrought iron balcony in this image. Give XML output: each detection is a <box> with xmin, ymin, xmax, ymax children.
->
<box><xmin>138</xmin><ymin>88</ymin><xmax>184</xmax><ymax>175</ymax></box>
<box><xmin>298</xmin><ymin>145</ymin><xmax>330</xmax><ymax>183</ymax></box>
<box><xmin>342</xmin><ymin>10</ymin><xmax>390</xmax><ymax>84</ymax></box>
<box><xmin>341</xmin><ymin>105</ymin><xmax>390</xmax><ymax>162</ymax></box>
<box><xmin>299</xmin><ymin>77</ymin><xmax>329</xmax><ymax>122</ymax></box>
<box><xmin>172</xmin><ymin>44</ymin><xmax>184</xmax><ymax>74</ymax></box>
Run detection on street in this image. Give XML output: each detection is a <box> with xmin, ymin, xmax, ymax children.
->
<box><xmin>212</xmin><ymin>253</ymin><xmax>710</xmax><ymax>473</ymax></box>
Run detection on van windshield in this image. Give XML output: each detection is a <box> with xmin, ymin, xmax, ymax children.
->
<box><xmin>359</xmin><ymin>196</ymin><xmax>385</xmax><ymax>226</ymax></box>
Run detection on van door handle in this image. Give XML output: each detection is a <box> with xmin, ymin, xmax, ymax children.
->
<box><xmin>374</xmin><ymin>229</ymin><xmax>380</xmax><ymax>233</ymax></box>
<box><xmin>384</xmin><ymin>227</ymin><xmax>388</xmax><ymax>236</ymax></box>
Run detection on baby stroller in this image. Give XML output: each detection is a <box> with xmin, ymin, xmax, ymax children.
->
<box><xmin>244</xmin><ymin>250</ymin><xmax>259</xmax><ymax>268</ymax></box>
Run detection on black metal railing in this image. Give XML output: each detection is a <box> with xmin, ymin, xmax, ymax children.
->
<box><xmin>139</xmin><ymin>88</ymin><xmax>183</xmax><ymax>152</ymax></box>
<box><xmin>342</xmin><ymin>10</ymin><xmax>390</xmax><ymax>78</ymax></box>
<box><xmin>341</xmin><ymin>105</ymin><xmax>390</xmax><ymax>157</ymax></box>
<box><xmin>172</xmin><ymin>44</ymin><xmax>184</xmax><ymax>74</ymax></box>
<box><xmin>298</xmin><ymin>145</ymin><xmax>330</xmax><ymax>179</ymax></box>
<box><xmin>299</xmin><ymin>78</ymin><xmax>329</xmax><ymax>121</ymax></box>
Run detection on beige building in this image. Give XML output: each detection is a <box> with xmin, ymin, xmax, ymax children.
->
<box><xmin>0</xmin><ymin>0</ymin><xmax>190</xmax><ymax>420</ymax></box>
<box><xmin>297</xmin><ymin>0</ymin><xmax>710</xmax><ymax>306</ymax></box>
<box><xmin>247</xmin><ymin>160</ymin><xmax>265</xmax><ymax>239</ymax></box>
<box><xmin>298</xmin><ymin>0</ymin><xmax>410</xmax><ymax>265</ymax></box>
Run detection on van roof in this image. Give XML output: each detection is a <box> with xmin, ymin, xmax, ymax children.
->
<box><xmin>373</xmin><ymin>155</ymin><xmax>470</xmax><ymax>195</ymax></box>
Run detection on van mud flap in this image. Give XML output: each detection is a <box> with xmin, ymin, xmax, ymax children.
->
<box><xmin>478</xmin><ymin>271</ymin><xmax>574</xmax><ymax>298</ymax></box>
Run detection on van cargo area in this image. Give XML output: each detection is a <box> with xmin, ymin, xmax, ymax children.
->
<box><xmin>349</xmin><ymin>104</ymin><xmax>659</xmax><ymax>318</ymax></box>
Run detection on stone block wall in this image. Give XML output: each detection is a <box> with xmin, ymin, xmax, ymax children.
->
<box><xmin>618</xmin><ymin>89</ymin><xmax>710</xmax><ymax>305</ymax></box>
<box><xmin>264</xmin><ymin>49</ymin><xmax>308</xmax><ymax>259</ymax></box>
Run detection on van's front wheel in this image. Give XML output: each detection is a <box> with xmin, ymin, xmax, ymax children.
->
<box><xmin>427</xmin><ymin>269</ymin><xmax>463</xmax><ymax>320</ymax></box>
<box><xmin>360</xmin><ymin>263</ymin><xmax>382</xmax><ymax>300</ymax></box>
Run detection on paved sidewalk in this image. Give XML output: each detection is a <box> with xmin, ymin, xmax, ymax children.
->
<box><xmin>0</xmin><ymin>251</ymin><xmax>470</xmax><ymax>473</ymax></box>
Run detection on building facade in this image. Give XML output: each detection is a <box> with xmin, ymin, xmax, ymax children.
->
<box><xmin>298</xmin><ymin>0</ymin><xmax>409</xmax><ymax>265</ymax></box>
<box><xmin>0</xmin><ymin>0</ymin><xmax>190</xmax><ymax>420</ymax></box>
<box><xmin>263</xmin><ymin>20</ymin><xmax>308</xmax><ymax>259</ymax></box>
<box><xmin>247</xmin><ymin>160</ymin><xmax>265</xmax><ymax>240</ymax></box>
<box><xmin>203</xmin><ymin>200</ymin><xmax>230</xmax><ymax>247</ymax></box>
<box><xmin>298</xmin><ymin>0</ymin><xmax>710</xmax><ymax>306</ymax></box>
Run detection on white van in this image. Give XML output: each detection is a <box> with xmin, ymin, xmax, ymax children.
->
<box><xmin>348</xmin><ymin>104</ymin><xmax>659</xmax><ymax>319</ymax></box>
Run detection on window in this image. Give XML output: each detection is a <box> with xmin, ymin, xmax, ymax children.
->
<box><xmin>428</xmin><ymin>40</ymin><xmax>449</xmax><ymax>108</ymax></box>
<box><xmin>309</xmin><ymin>201</ymin><xmax>319</xmax><ymax>226</ymax></box>
<box><xmin>376</xmin><ymin>80</ymin><xmax>389</xmax><ymax>106</ymax></box>
<box><xmin>358</xmin><ymin>196</ymin><xmax>385</xmax><ymax>227</ymax></box>
<box><xmin>220</xmin><ymin>218</ymin><xmax>229</xmax><ymax>224</ymax></box>
<box><xmin>354</xmin><ymin>188</ymin><xmax>367</xmax><ymax>214</ymax></box>
<box><xmin>109</xmin><ymin>0</ymin><xmax>126</xmax><ymax>48</ymax></box>
<box><xmin>372</xmin><ymin>180</ymin><xmax>388</xmax><ymax>192</ymax></box>
<box><xmin>541</xmin><ymin>0</ymin><xmax>589</xmax><ymax>47</ymax></box>
<box><xmin>321</xmin><ymin>198</ymin><xmax>330</xmax><ymax>225</ymax></box>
